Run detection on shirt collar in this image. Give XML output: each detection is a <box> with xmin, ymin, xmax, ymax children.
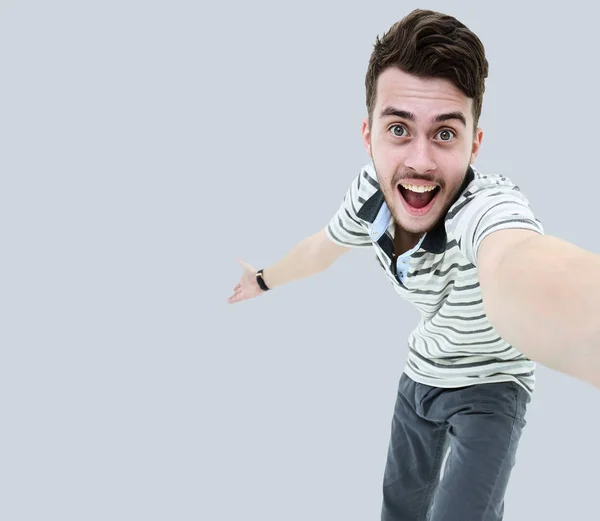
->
<box><xmin>357</xmin><ymin>166</ymin><xmax>475</xmax><ymax>254</ymax></box>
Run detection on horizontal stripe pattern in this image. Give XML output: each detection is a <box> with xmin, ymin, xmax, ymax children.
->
<box><xmin>446</xmin><ymin>178</ymin><xmax>544</xmax><ymax>265</ymax></box>
<box><xmin>325</xmin><ymin>168</ymin><xmax>379</xmax><ymax>247</ymax></box>
<box><xmin>326</xmin><ymin>164</ymin><xmax>543</xmax><ymax>395</ymax></box>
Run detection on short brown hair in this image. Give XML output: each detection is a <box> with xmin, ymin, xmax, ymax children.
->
<box><xmin>365</xmin><ymin>9</ymin><xmax>488</xmax><ymax>130</ymax></box>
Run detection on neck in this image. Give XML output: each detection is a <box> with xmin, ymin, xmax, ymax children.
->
<box><xmin>394</xmin><ymin>224</ymin><xmax>423</xmax><ymax>256</ymax></box>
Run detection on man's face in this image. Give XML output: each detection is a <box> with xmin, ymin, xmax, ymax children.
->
<box><xmin>362</xmin><ymin>67</ymin><xmax>483</xmax><ymax>235</ymax></box>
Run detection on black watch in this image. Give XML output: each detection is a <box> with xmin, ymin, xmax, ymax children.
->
<box><xmin>256</xmin><ymin>269</ymin><xmax>270</xmax><ymax>291</ymax></box>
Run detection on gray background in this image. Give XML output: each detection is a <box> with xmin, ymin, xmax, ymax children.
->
<box><xmin>1</xmin><ymin>0</ymin><xmax>598</xmax><ymax>519</ymax></box>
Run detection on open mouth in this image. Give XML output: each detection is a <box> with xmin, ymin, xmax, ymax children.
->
<box><xmin>397</xmin><ymin>182</ymin><xmax>441</xmax><ymax>215</ymax></box>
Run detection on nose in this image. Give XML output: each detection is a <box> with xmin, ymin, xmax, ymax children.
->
<box><xmin>403</xmin><ymin>138</ymin><xmax>436</xmax><ymax>174</ymax></box>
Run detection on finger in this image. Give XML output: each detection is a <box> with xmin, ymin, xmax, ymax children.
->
<box><xmin>233</xmin><ymin>283</ymin><xmax>241</xmax><ymax>291</ymax></box>
<box><xmin>228</xmin><ymin>287</ymin><xmax>244</xmax><ymax>301</ymax></box>
<box><xmin>228</xmin><ymin>292</ymin><xmax>244</xmax><ymax>304</ymax></box>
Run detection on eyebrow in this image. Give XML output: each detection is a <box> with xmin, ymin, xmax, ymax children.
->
<box><xmin>379</xmin><ymin>107</ymin><xmax>467</xmax><ymax>127</ymax></box>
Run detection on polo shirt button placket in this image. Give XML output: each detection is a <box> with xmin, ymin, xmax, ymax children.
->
<box><xmin>397</xmin><ymin>258</ymin><xmax>409</xmax><ymax>282</ymax></box>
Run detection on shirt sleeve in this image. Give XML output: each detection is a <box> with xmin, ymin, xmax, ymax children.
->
<box><xmin>450</xmin><ymin>184</ymin><xmax>544</xmax><ymax>265</ymax></box>
<box><xmin>325</xmin><ymin>170</ymin><xmax>373</xmax><ymax>248</ymax></box>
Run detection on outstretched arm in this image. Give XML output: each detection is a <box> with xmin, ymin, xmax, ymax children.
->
<box><xmin>478</xmin><ymin>229</ymin><xmax>600</xmax><ymax>388</ymax></box>
<box><xmin>227</xmin><ymin>228</ymin><xmax>350</xmax><ymax>304</ymax></box>
<box><xmin>228</xmin><ymin>165</ymin><xmax>377</xmax><ymax>304</ymax></box>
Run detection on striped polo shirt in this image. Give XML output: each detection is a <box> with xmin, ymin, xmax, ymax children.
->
<box><xmin>326</xmin><ymin>162</ymin><xmax>544</xmax><ymax>394</ymax></box>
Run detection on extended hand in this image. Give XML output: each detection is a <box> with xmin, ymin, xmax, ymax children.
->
<box><xmin>227</xmin><ymin>259</ymin><xmax>265</xmax><ymax>304</ymax></box>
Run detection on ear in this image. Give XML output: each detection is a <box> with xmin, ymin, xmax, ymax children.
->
<box><xmin>470</xmin><ymin>127</ymin><xmax>484</xmax><ymax>164</ymax></box>
<box><xmin>361</xmin><ymin>117</ymin><xmax>372</xmax><ymax>156</ymax></box>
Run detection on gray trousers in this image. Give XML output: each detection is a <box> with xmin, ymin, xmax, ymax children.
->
<box><xmin>381</xmin><ymin>372</ymin><xmax>531</xmax><ymax>521</ymax></box>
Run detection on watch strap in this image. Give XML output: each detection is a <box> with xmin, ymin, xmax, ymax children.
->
<box><xmin>256</xmin><ymin>269</ymin><xmax>270</xmax><ymax>291</ymax></box>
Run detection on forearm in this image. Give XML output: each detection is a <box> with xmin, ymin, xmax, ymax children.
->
<box><xmin>482</xmin><ymin>234</ymin><xmax>600</xmax><ymax>385</ymax></box>
<box><xmin>261</xmin><ymin>229</ymin><xmax>345</xmax><ymax>289</ymax></box>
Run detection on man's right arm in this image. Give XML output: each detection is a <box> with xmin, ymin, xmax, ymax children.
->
<box><xmin>227</xmin><ymin>229</ymin><xmax>350</xmax><ymax>304</ymax></box>
<box><xmin>228</xmin><ymin>166</ymin><xmax>376</xmax><ymax>304</ymax></box>
<box><xmin>262</xmin><ymin>164</ymin><xmax>378</xmax><ymax>290</ymax></box>
<box><xmin>261</xmin><ymin>228</ymin><xmax>350</xmax><ymax>289</ymax></box>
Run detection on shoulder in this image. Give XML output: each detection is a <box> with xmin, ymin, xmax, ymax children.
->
<box><xmin>355</xmin><ymin>162</ymin><xmax>381</xmax><ymax>200</ymax></box>
<box><xmin>444</xmin><ymin>165</ymin><xmax>543</xmax><ymax>264</ymax></box>
<box><xmin>341</xmin><ymin>161</ymin><xmax>382</xmax><ymax>218</ymax></box>
<box><xmin>446</xmin><ymin>166</ymin><xmax>533</xmax><ymax>224</ymax></box>
<box><xmin>458</xmin><ymin>165</ymin><xmax>528</xmax><ymax>202</ymax></box>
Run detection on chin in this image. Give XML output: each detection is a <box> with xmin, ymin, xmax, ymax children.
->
<box><xmin>393</xmin><ymin>211</ymin><xmax>440</xmax><ymax>234</ymax></box>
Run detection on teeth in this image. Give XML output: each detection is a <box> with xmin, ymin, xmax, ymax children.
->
<box><xmin>400</xmin><ymin>183</ymin><xmax>437</xmax><ymax>193</ymax></box>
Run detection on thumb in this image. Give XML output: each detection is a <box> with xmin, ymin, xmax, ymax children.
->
<box><xmin>238</xmin><ymin>258</ymin><xmax>257</xmax><ymax>273</ymax></box>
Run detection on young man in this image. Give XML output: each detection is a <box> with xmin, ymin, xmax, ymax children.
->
<box><xmin>228</xmin><ymin>9</ymin><xmax>600</xmax><ymax>521</ymax></box>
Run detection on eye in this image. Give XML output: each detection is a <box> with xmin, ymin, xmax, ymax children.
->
<box><xmin>436</xmin><ymin>129</ymin><xmax>456</xmax><ymax>141</ymax></box>
<box><xmin>389</xmin><ymin>125</ymin><xmax>407</xmax><ymax>137</ymax></box>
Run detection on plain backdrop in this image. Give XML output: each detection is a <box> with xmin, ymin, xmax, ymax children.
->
<box><xmin>1</xmin><ymin>0</ymin><xmax>599</xmax><ymax>520</ymax></box>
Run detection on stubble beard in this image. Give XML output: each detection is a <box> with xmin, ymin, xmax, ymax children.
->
<box><xmin>376</xmin><ymin>164</ymin><xmax>469</xmax><ymax>235</ymax></box>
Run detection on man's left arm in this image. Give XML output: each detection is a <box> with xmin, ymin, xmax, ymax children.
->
<box><xmin>478</xmin><ymin>229</ymin><xmax>600</xmax><ymax>388</ymax></box>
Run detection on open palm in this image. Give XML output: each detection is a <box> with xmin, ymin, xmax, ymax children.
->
<box><xmin>227</xmin><ymin>259</ymin><xmax>264</xmax><ymax>304</ymax></box>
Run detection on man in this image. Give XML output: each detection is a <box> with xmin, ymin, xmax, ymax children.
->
<box><xmin>228</xmin><ymin>9</ymin><xmax>600</xmax><ymax>521</ymax></box>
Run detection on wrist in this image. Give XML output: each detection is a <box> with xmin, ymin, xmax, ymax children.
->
<box><xmin>256</xmin><ymin>268</ymin><xmax>270</xmax><ymax>291</ymax></box>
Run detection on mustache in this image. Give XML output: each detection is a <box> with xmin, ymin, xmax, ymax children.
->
<box><xmin>392</xmin><ymin>172</ymin><xmax>445</xmax><ymax>189</ymax></box>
